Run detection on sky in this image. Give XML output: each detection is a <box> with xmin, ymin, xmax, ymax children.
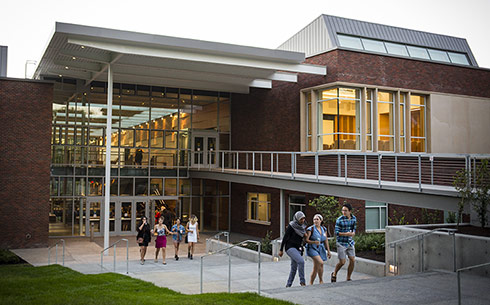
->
<box><xmin>1</xmin><ymin>0</ymin><xmax>490</xmax><ymax>78</ymax></box>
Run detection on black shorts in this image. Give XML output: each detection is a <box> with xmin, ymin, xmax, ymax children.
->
<box><xmin>138</xmin><ymin>242</ymin><xmax>149</xmax><ymax>247</ymax></box>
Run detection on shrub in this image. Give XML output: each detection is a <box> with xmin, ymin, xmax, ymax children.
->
<box><xmin>0</xmin><ymin>249</ymin><xmax>21</xmax><ymax>265</ymax></box>
<box><xmin>327</xmin><ymin>233</ymin><xmax>385</xmax><ymax>254</ymax></box>
<box><xmin>241</xmin><ymin>231</ymin><xmax>273</xmax><ymax>255</ymax></box>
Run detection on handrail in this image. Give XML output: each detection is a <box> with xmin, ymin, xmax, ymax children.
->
<box><xmin>388</xmin><ymin>228</ymin><xmax>457</xmax><ymax>275</ymax></box>
<box><xmin>457</xmin><ymin>261</ymin><xmax>490</xmax><ymax>305</ymax></box>
<box><xmin>48</xmin><ymin>239</ymin><xmax>65</xmax><ymax>266</ymax></box>
<box><xmin>200</xmin><ymin>239</ymin><xmax>261</xmax><ymax>295</ymax></box>
<box><xmin>100</xmin><ymin>238</ymin><xmax>129</xmax><ymax>274</ymax></box>
<box><xmin>206</xmin><ymin>231</ymin><xmax>230</xmax><ymax>253</ymax></box>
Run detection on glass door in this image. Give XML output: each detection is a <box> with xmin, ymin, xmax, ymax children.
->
<box><xmin>119</xmin><ymin>201</ymin><xmax>133</xmax><ymax>233</ymax></box>
<box><xmin>86</xmin><ymin>198</ymin><xmax>102</xmax><ymax>236</ymax></box>
<box><xmin>191</xmin><ymin>131</ymin><xmax>219</xmax><ymax>168</ymax></box>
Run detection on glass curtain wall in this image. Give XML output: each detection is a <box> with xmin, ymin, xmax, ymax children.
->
<box><xmin>49</xmin><ymin>77</ymin><xmax>231</xmax><ymax>236</ymax></box>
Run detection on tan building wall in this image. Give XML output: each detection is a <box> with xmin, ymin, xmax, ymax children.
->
<box><xmin>431</xmin><ymin>93</ymin><xmax>490</xmax><ymax>154</ymax></box>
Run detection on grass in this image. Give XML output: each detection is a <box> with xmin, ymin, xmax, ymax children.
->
<box><xmin>0</xmin><ymin>264</ymin><xmax>291</xmax><ymax>305</ymax></box>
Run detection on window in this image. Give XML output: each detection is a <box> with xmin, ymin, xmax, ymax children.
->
<box><xmin>399</xmin><ymin>94</ymin><xmax>406</xmax><ymax>152</ymax></box>
<box><xmin>377</xmin><ymin>91</ymin><xmax>395</xmax><ymax>151</ymax></box>
<box><xmin>365</xmin><ymin>201</ymin><xmax>387</xmax><ymax>231</ymax></box>
<box><xmin>318</xmin><ymin>87</ymin><xmax>361</xmax><ymax>150</ymax></box>
<box><xmin>410</xmin><ymin>95</ymin><xmax>426</xmax><ymax>152</ymax></box>
<box><xmin>361</xmin><ymin>38</ymin><xmax>387</xmax><ymax>53</ymax></box>
<box><xmin>448</xmin><ymin>52</ymin><xmax>470</xmax><ymax>65</ymax></box>
<box><xmin>428</xmin><ymin>49</ymin><xmax>450</xmax><ymax>63</ymax></box>
<box><xmin>407</xmin><ymin>46</ymin><xmax>430</xmax><ymax>59</ymax></box>
<box><xmin>338</xmin><ymin>34</ymin><xmax>363</xmax><ymax>50</ymax></box>
<box><xmin>366</xmin><ymin>89</ymin><xmax>373</xmax><ymax>151</ymax></box>
<box><xmin>247</xmin><ymin>193</ymin><xmax>271</xmax><ymax>223</ymax></box>
<box><xmin>306</xmin><ymin>92</ymin><xmax>312</xmax><ymax>151</ymax></box>
<box><xmin>289</xmin><ymin>195</ymin><xmax>306</xmax><ymax>222</ymax></box>
<box><xmin>385</xmin><ymin>42</ymin><xmax>409</xmax><ymax>56</ymax></box>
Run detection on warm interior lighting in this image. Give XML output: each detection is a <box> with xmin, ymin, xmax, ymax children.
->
<box><xmin>72</xmin><ymin>57</ymin><xmax>76</xmax><ymax>60</ymax></box>
<box><xmin>389</xmin><ymin>264</ymin><xmax>397</xmax><ymax>274</ymax></box>
<box><xmin>65</xmin><ymin>66</ymin><xmax>69</xmax><ymax>69</ymax></box>
<box><xmin>81</xmin><ymin>46</ymin><xmax>85</xmax><ymax>49</ymax></box>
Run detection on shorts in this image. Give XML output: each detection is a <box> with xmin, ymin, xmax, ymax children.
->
<box><xmin>306</xmin><ymin>244</ymin><xmax>327</xmax><ymax>261</ymax></box>
<box><xmin>336</xmin><ymin>243</ymin><xmax>355</xmax><ymax>260</ymax></box>
<box><xmin>138</xmin><ymin>242</ymin><xmax>149</xmax><ymax>247</ymax></box>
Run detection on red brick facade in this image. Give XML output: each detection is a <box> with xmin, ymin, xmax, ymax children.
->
<box><xmin>0</xmin><ymin>78</ymin><xmax>53</xmax><ymax>248</ymax></box>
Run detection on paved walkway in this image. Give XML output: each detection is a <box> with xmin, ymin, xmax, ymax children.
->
<box><xmin>12</xmin><ymin>234</ymin><xmax>490</xmax><ymax>304</ymax></box>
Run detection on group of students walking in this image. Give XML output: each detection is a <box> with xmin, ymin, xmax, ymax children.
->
<box><xmin>280</xmin><ymin>203</ymin><xmax>357</xmax><ymax>287</ymax></box>
<box><xmin>136</xmin><ymin>214</ymin><xmax>199</xmax><ymax>265</ymax></box>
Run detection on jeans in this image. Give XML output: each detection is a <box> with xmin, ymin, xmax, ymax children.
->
<box><xmin>286</xmin><ymin>247</ymin><xmax>305</xmax><ymax>286</ymax></box>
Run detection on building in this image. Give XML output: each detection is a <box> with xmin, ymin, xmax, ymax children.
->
<box><xmin>1</xmin><ymin>15</ymin><xmax>489</xmax><ymax>249</ymax></box>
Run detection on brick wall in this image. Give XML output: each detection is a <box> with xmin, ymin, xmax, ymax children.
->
<box><xmin>0</xmin><ymin>78</ymin><xmax>53</xmax><ymax>248</ymax></box>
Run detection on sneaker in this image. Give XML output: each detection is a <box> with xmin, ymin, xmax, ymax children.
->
<box><xmin>190</xmin><ymin>254</ymin><xmax>193</xmax><ymax>260</ymax></box>
<box><xmin>140</xmin><ymin>260</ymin><xmax>144</xmax><ymax>265</ymax></box>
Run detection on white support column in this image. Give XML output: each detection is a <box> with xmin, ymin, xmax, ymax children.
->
<box><xmin>280</xmin><ymin>189</ymin><xmax>285</xmax><ymax>238</ymax></box>
<box><xmin>103</xmin><ymin>64</ymin><xmax>113</xmax><ymax>255</ymax></box>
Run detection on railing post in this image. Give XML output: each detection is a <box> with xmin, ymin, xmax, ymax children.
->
<box><xmin>457</xmin><ymin>270</ymin><xmax>462</xmax><ymax>305</ymax></box>
<box><xmin>418</xmin><ymin>155</ymin><xmax>422</xmax><ymax>192</ymax></box>
<box><xmin>114</xmin><ymin>243</ymin><xmax>117</xmax><ymax>272</ymax></box>
<box><xmin>430</xmin><ymin>155</ymin><xmax>434</xmax><ymax>185</ymax></box>
<box><xmin>338</xmin><ymin>154</ymin><xmax>341</xmax><ymax>177</ymax></box>
<box><xmin>56</xmin><ymin>244</ymin><xmax>58</xmax><ymax>265</ymax></box>
<box><xmin>48</xmin><ymin>248</ymin><xmax>51</xmax><ymax>265</ymax></box>
<box><xmin>393</xmin><ymin>243</ymin><xmax>397</xmax><ymax>275</ymax></box>
<box><xmin>62</xmin><ymin>240</ymin><xmax>65</xmax><ymax>266</ymax></box>
<box><xmin>276</xmin><ymin>153</ymin><xmax>279</xmax><ymax>174</ymax></box>
<box><xmin>270</xmin><ymin>152</ymin><xmax>273</xmax><ymax>176</ymax></box>
<box><xmin>101</xmin><ymin>251</ymin><xmax>103</xmax><ymax>272</ymax></box>
<box><xmin>126</xmin><ymin>239</ymin><xmax>129</xmax><ymax>274</ymax></box>
<box><xmin>291</xmin><ymin>153</ymin><xmax>294</xmax><ymax>179</ymax></box>
<box><xmin>344</xmin><ymin>153</ymin><xmax>348</xmax><ymax>184</ymax></box>
<box><xmin>378</xmin><ymin>154</ymin><xmax>382</xmax><ymax>188</ymax></box>
<box><xmin>421</xmin><ymin>235</ymin><xmax>424</xmax><ymax>272</ymax></box>
<box><xmin>315</xmin><ymin>152</ymin><xmax>319</xmax><ymax>182</ymax></box>
<box><xmin>260</xmin><ymin>153</ymin><xmax>263</xmax><ymax>172</ymax></box>
<box><xmin>258</xmin><ymin>242</ymin><xmax>261</xmax><ymax>295</ymax></box>
<box><xmin>200</xmin><ymin>256</ymin><xmax>203</xmax><ymax>294</ymax></box>
<box><xmin>253</xmin><ymin>152</ymin><xmax>255</xmax><ymax>176</ymax></box>
<box><xmin>246</xmin><ymin>153</ymin><xmax>248</xmax><ymax>170</ymax></box>
<box><xmin>222</xmin><ymin>151</ymin><xmax>224</xmax><ymax>172</ymax></box>
<box><xmin>228</xmin><ymin>240</ymin><xmax>231</xmax><ymax>293</ymax></box>
<box><xmin>236</xmin><ymin>152</ymin><xmax>239</xmax><ymax>174</ymax></box>
<box><xmin>364</xmin><ymin>154</ymin><xmax>367</xmax><ymax>180</ymax></box>
<box><xmin>452</xmin><ymin>232</ymin><xmax>457</xmax><ymax>272</ymax></box>
<box><xmin>395</xmin><ymin>155</ymin><xmax>398</xmax><ymax>182</ymax></box>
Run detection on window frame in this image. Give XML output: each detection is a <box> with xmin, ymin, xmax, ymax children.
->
<box><xmin>246</xmin><ymin>192</ymin><xmax>271</xmax><ymax>225</ymax></box>
<box><xmin>365</xmin><ymin>202</ymin><xmax>388</xmax><ymax>232</ymax></box>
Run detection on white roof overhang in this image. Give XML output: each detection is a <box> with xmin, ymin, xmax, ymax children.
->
<box><xmin>35</xmin><ymin>22</ymin><xmax>327</xmax><ymax>94</ymax></box>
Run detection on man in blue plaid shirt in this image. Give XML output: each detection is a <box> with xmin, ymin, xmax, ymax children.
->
<box><xmin>331</xmin><ymin>203</ymin><xmax>357</xmax><ymax>283</ymax></box>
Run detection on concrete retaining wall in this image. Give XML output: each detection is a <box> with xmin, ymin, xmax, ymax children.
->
<box><xmin>206</xmin><ymin>239</ymin><xmax>273</xmax><ymax>263</ymax></box>
<box><xmin>385</xmin><ymin>224</ymin><xmax>490</xmax><ymax>277</ymax></box>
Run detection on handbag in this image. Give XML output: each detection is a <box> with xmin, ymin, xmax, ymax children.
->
<box><xmin>137</xmin><ymin>237</ymin><xmax>144</xmax><ymax>244</ymax></box>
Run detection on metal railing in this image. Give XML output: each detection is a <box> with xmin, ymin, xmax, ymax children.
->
<box><xmin>206</xmin><ymin>231</ymin><xmax>230</xmax><ymax>252</ymax></box>
<box><xmin>48</xmin><ymin>239</ymin><xmax>65</xmax><ymax>266</ymax></box>
<box><xmin>200</xmin><ymin>239</ymin><xmax>261</xmax><ymax>295</ymax></box>
<box><xmin>190</xmin><ymin>150</ymin><xmax>490</xmax><ymax>192</ymax></box>
<box><xmin>100</xmin><ymin>238</ymin><xmax>129</xmax><ymax>274</ymax></box>
<box><xmin>457</xmin><ymin>261</ymin><xmax>490</xmax><ymax>305</ymax></box>
<box><xmin>388</xmin><ymin>228</ymin><xmax>457</xmax><ymax>275</ymax></box>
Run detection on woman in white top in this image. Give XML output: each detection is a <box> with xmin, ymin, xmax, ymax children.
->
<box><xmin>186</xmin><ymin>214</ymin><xmax>199</xmax><ymax>260</ymax></box>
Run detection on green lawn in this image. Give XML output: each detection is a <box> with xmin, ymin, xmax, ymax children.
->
<box><xmin>0</xmin><ymin>264</ymin><xmax>291</xmax><ymax>305</ymax></box>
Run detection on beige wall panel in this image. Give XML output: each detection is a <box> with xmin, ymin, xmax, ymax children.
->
<box><xmin>431</xmin><ymin>94</ymin><xmax>490</xmax><ymax>154</ymax></box>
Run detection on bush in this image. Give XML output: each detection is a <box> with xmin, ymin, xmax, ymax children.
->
<box><xmin>328</xmin><ymin>233</ymin><xmax>385</xmax><ymax>254</ymax></box>
<box><xmin>241</xmin><ymin>231</ymin><xmax>273</xmax><ymax>255</ymax></box>
<box><xmin>0</xmin><ymin>249</ymin><xmax>21</xmax><ymax>265</ymax></box>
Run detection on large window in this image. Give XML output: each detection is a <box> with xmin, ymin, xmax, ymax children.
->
<box><xmin>365</xmin><ymin>201</ymin><xmax>387</xmax><ymax>231</ymax></box>
<box><xmin>289</xmin><ymin>195</ymin><xmax>306</xmax><ymax>222</ymax></box>
<box><xmin>400</xmin><ymin>94</ymin><xmax>406</xmax><ymax>152</ymax></box>
<box><xmin>318</xmin><ymin>87</ymin><xmax>360</xmax><ymax>150</ymax></box>
<box><xmin>247</xmin><ymin>193</ymin><xmax>271</xmax><ymax>223</ymax></box>
<box><xmin>366</xmin><ymin>89</ymin><xmax>373</xmax><ymax>151</ymax></box>
<box><xmin>337</xmin><ymin>34</ymin><xmax>471</xmax><ymax>66</ymax></box>
<box><xmin>410</xmin><ymin>95</ymin><xmax>426</xmax><ymax>152</ymax></box>
<box><xmin>306</xmin><ymin>92</ymin><xmax>312</xmax><ymax>151</ymax></box>
<box><xmin>377</xmin><ymin>91</ymin><xmax>395</xmax><ymax>151</ymax></box>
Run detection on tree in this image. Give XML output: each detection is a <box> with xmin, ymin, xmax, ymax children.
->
<box><xmin>473</xmin><ymin>159</ymin><xmax>490</xmax><ymax>228</ymax></box>
<box><xmin>453</xmin><ymin>166</ymin><xmax>473</xmax><ymax>230</ymax></box>
<box><xmin>308</xmin><ymin>196</ymin><xmax>342</xmax><ymax>236</ymax></box>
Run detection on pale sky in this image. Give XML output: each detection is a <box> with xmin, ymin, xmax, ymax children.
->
<box><xmin>2</xmin><ymin>0</ymin><xmax>490</xmax><ymax>78</ymax></box>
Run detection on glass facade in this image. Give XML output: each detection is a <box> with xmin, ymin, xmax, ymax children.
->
<box><xmin>49</xmin><ymin>78</ymin><xmax>231</xmax><ymax>236</ymax></box>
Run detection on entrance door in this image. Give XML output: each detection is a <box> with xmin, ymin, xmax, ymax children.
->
<box><xmin>86</xmin><ymin>197</ymin><xmax>148</xmax><ymax>236</ymax></box>
<box><xmin>86</xmin><ymin>198</ymin><xmax>102</xmax><ymax>236</ymax></box>
<box><xmin>191</xmin><ymin>131</ymin><xmax>218</xmax><ymax>168</ymax></box>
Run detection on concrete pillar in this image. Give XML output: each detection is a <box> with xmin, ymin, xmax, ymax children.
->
<box><xmin>103</xmin><ymin>64</ymin><xmax>113</xmax><ymax>254</ymax></box>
